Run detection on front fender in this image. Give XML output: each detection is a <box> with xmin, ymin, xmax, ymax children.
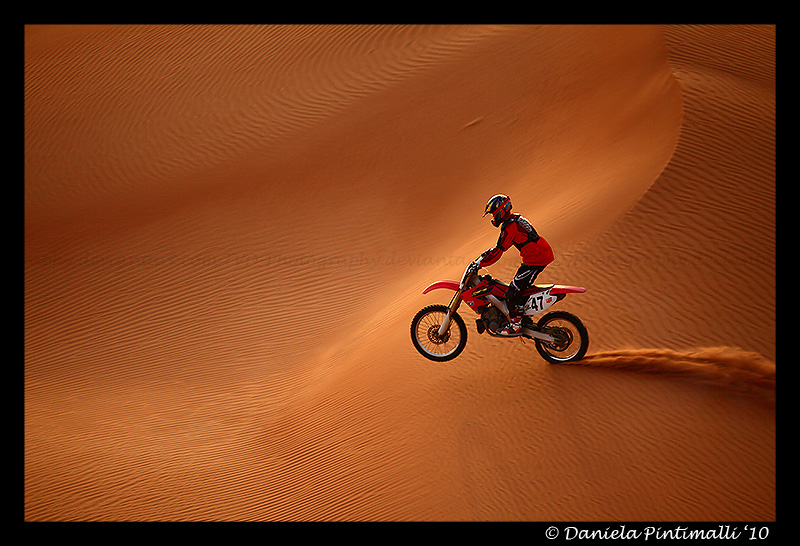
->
<box><xmin>422</xmin><ymin>280</ymin><xmax>460</xmax><ymax>294</ymax></box>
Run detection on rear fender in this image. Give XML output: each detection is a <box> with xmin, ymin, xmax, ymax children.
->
<box><xmin>550</xmin><ymin>285</ymin><xmax>586</xmax><ymax>295</ymax></box>
<box><xmin>422</xmin><ymin>280</ymin><xmax>460</xmax><ymax>294</ymax></box>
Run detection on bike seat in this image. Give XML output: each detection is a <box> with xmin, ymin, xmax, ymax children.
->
<box><xmin>523</xmin><ymin>284</ymin><xmax>554</xmax><ymax>295</ymax></box>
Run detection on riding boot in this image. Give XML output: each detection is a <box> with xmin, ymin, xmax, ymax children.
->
<box><xmin>505</xmin><ymin>286</ymin><xmax>524</xmax><ymax>318</ymax></box>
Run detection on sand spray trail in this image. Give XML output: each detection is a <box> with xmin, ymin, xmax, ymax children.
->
<box><xmin>580</xmin><ymin>347</ymin><xmax>775</xmax><ymax>395</ymax></box>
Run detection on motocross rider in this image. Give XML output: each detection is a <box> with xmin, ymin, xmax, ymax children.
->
<box><xmin>481</xmin><ymin>194</ymin><xmax>555</xmax><ymax>335</ymax></box>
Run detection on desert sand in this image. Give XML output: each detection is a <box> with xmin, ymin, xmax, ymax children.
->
<box><xmin>25</xmin><ymin>24</ymin><xmax>775</xmax><ymax>521</ymax></box>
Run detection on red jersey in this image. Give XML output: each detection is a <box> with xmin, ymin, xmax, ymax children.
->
<box><xmin>481</xmin><ymin>214</ymin><xmax>554</xmax><ymax>267</ymax></box>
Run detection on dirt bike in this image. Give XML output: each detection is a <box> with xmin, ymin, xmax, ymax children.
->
<box><xmin>410</xmin><ymin>255</ymin><xmax>589</xmax><ymax>364</ymax></box>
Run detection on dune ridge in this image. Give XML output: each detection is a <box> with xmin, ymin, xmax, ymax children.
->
<box><xmin>549</xmin><ymin>24</ymin><xmax>775</xmax><ymax>360</ymax></box>
<box><xmin>25</xmin><ymin>25</ymin><xmax>774</xmax><ymax>521</ymax></box>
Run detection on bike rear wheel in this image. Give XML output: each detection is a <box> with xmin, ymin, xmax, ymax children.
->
<box><xmin>411</xmin><ymin>304</ymin><xmax>467</xmax><ymax>362</ymax></box>
<box><xmin>534</xmin><ymin>310</ymin><xmax>589</xmax><ymax>364</ymax></box>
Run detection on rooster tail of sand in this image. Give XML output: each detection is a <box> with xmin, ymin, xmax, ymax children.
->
<box><xmin>581</xmin><ymin>346</ymin><xmax>775</xmax><ymax>395</ymax></box>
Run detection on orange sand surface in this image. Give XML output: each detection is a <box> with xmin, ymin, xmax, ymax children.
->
<box><xmin>25</xmin><ymin>24</ymin><xmax>775</xmax><ymax>521</ymax></box>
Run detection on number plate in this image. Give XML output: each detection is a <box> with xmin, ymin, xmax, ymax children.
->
<box><xmin>523</xmin><ymin>287</ymin><xmax>556</xmax><ymax>315</ymax></box>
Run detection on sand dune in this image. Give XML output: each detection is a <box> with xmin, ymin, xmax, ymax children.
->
<box><xmin>25</xmin><ymin>24</ymin><xmax>774</xmax><ymax>521</ymax></box>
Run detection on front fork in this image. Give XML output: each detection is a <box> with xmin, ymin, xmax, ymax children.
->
<box><xmin>437</xmin><ymin>289</ymin><xmax>463</xmax><ymax>337</ymax></box>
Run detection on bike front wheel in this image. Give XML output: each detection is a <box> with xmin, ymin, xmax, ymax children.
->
<box><xmin>410</xmin><ymin>304</ymin><xmax>467</xmax><ymax>362</ymax></box>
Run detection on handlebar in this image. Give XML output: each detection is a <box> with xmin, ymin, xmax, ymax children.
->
<box><xmin>460</xmin><ymin>256</ymin><xmax>485</xmax><ymax>289</ymax></box>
